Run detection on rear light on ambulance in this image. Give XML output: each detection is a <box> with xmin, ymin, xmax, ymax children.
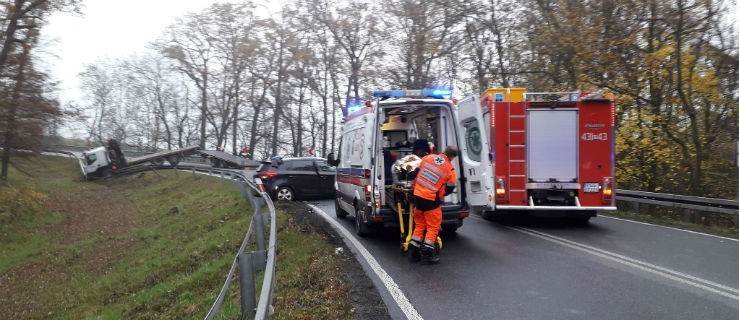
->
<box><xmin>602</xmin><ymin>177</ymin><xmax>613</xmax><ymax>203</ymax></box>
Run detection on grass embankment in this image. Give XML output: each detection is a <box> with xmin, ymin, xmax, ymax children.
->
<box><xmin>0</xmin><ymin>154</ymin><xmax>353</xmax><ymax>319</ymax></box>
<box><xmin>603</xmin><ymin>207</ymin><xmax>739</xmax><ymax>239</ymax></box>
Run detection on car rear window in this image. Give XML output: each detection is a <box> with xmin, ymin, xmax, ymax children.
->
<box><xmin>286</xmin><ymin>160</ymin><xmax>314</xmax><ymax>171</ymax></box>
<box><xmin>317</xmin><ymin>160</ymin><xmax>334</xmax><ymax>172</ymax></box>
<box><xmin>256</xmin><ymin>162</ymin><xmax>270</xmax><ymax>172</ymax></box>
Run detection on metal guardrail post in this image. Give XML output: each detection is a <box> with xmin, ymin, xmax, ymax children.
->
<box><xmin>254</xmin><ymin>213</ymin><xmax>265</xmax><ymax>251</ymax></box>
<box><xmin>238</xmin><ymin>252</ymin><xmax>256</xmax><ymax>318</ymax></box>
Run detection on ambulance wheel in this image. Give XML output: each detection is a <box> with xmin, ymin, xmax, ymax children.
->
<box><xmin>354</xmin><ymin>208</ymin><xmax>371</xmax><ymax>237</ymax></box>
<box><xmin>275</xmin><ymin>186</ymin><xmax>295</xmax><ymax>201</ymax></box>
<box><xmin>442</xmin><ymin>226</ymin><xmax>458</xmax><ymax>235</ymax></box>
<box><xmin>335</xmin><ymin>198</ymin><xmax>348</xmax><ymax>218</ymax></box>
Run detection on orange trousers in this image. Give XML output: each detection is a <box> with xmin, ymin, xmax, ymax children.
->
<box><xmin>412</xmin><ymin>206</ymin><xmax>442</xmax><ymax>245</ymax></box>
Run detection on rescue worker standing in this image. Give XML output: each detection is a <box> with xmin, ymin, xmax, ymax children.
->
<box><xmin>408</xmin><ymin>146</ymin><xmax>458</xmax><ymax>264</ymax></box>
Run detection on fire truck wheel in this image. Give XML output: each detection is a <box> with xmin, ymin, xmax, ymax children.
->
<box><xmin>335</xmin><ymin>198</ymin><xmax>348</xmax><ymax>218</ymax></box>
<box><xmin>354</xmin><ymin>207</ymin><xmax>372</xmax><ymax>237</ymax></box>
<box><xmin>481</xmin><ymin>210</ymin><xmax>496</xmax><ymax>221</ymax></box>
<box><xmin>571</xmin><ymin>215</ymin><xmax>591</xmax><ymax>225</ymax></box>
<box><xmin>275</xmin><ymin>186</ymin><xmax>295</xmax><ymax>201</ymax></box>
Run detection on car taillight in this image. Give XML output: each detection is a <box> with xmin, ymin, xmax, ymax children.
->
<box><xmin>602</xmin><ymin>177</ymin><xmax>613</xmax><ymax>203</ymax></box>
<box><xmin>260</xmin><ymin>171</ymin><xmax>278</xmax><ymax>179</ymax></box>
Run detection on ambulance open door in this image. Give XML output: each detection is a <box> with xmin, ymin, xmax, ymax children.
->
<box><xmin>455</xmin><ymin>95</ymin><xmax>495</xmax><ymax>210</ymax></box>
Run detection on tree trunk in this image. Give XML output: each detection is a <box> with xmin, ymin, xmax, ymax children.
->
<box><xmin>200</xmin><ymin>67</ymin><xmax>208</xmax><ymax>149</ymax></box>
<box><xmin>1</xmin><ymin>42</ymin><xmax>30</xmax><ymax>180</ymax></box>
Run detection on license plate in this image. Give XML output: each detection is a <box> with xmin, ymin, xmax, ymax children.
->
<box><xmin>583</xmin><ymin>182</ymin><xmax>600</xmax><ymax>193</ymax></box>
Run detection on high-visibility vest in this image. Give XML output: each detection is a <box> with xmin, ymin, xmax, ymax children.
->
<box><xmin>413</xmin><ymin>154</ymin><xmax>456</xmax><ymax>201</ymax></box>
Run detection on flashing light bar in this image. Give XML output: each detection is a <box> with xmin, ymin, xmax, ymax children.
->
<box><xmin>372</xmin><ymin>88</ymin><xmax>453</xmax><ymax>99</ymax></box>
<box><xmin>346</xmin><ymin>98</ymin><xmax>364</xmax><ymax>114</ymax></box>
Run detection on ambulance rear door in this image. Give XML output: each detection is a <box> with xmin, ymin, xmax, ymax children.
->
<box><xmin>455</xmin><ymin>95</ymin><xmax>495</xmax><ymax>210</ymax></box>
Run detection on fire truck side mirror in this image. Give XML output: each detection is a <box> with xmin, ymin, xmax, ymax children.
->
<box><xmin>327</xmin><ymin>153</ymin><xmax>339</xmax><ymax>167</ymax></box>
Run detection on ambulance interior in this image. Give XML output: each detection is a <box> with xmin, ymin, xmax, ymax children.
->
<box><xmin>378</xmin><ymin>104</ymin><xmax>461</xmax><ymax>208</ymax></box>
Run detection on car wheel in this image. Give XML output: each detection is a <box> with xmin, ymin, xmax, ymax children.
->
<box><xmin>276</xmin><ymin>186</ymin><xmax>295</xmax><ymax>201</ymax></box>
<box><xmin>150</xmin><ymin>157</ymin><xmax>164</xmax><ymax>166</ymax></box>
<box><xmin>354</xmin><ymin>207</ymin><xmax>371</xmax><ymax>237</ymax></box>
<box><xmin>335</xmin><ymin>197</ymin><xmax>348</xmax><ymax>218</ymax></box>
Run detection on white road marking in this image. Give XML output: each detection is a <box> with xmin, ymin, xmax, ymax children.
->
<box><xmin>306</xmin><ymin>203</ymin><xmax>423</xmax><ymax>320</ymax></box>
<box><xmin>509</xmin><ymin>225</ymin><xmax>739</xmax><ymax>303</ymax></box>
<box><xmin>601</xmin><ymin>215</ymin><xmax>739</xmax><ymax>243</ymax></box>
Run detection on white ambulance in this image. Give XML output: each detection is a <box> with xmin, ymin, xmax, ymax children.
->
<box><xmin>328</xmin><ymin>89</ymin><xmax>485</xmax><ymax>236</ymax></box>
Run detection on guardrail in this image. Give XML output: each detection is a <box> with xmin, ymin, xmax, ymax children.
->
<box><xmin>44</xmin><ymin>150</ymin><xmax>278</xmax><ymax>317</ymax></box>
<box><xmin>177</xmin><ymin>166</ymin><xmax>276</xmax><ymax>319</ymax></box>
<box><xmin>81</xmin><ymin>160</ymin><xmax>277</xmax><ymax>319</ymax></box>
<box><xmin>616</xmin><ymin>189</ymin><xmax>739</xmax><ymax>230</ymax></box>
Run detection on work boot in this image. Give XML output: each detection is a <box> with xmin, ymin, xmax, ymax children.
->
<box><xmin>408</xmin><ymin>240</ymin><xmax>421</xmax><ymax>263</ymax></box>
<box><xmin>420</xmin><ymin>243</ymin><xmax>440</xmax><ymax>265</ymax></box>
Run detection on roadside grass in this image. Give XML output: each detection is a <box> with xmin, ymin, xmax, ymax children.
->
<box><xmin>0</xmin><ymin>154</ymin><xmax>354</xmax><ymax>319</ymax></box>
<box><xmin>602</xmin><ymin>208</ymin><xmax>739</xmax><ymax>239</ymax></box>
<box><xmin>271</xmin><ymin>202</ymin><xmax>353</xmax><ymax>319</ymax></box>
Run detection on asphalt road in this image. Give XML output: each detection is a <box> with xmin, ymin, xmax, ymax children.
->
<box><xmin>306</xmin><ymin>199</ymin><xmax>739</xmax><ymax>320</ymax></box>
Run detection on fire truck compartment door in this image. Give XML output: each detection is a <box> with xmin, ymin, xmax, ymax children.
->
<box><xmin>527</xmin><ymin>109</ymin><xmax>578</xmax><ymax>183</ymax></box>
<box><xmin>455</xmin><ymin>94</ymin><xmax>494</xmax><ymax>209</ymax></box>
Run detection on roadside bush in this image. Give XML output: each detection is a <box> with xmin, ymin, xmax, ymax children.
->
<box><xmin>0</xmin><ymin>187</ymin><xmax>45</xmax><ymax>223</ymax></box>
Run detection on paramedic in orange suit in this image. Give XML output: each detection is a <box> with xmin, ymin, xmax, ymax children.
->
<box><xmin>408</xmin><ymin>146</ymin><xmax>458</xmax><ymax>264</ymax></box>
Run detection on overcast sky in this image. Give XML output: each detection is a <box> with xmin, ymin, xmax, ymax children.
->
<box><xmin>38</xmin><ymin>0</ymin><xmax>283</xmax><ymax>105</ymax></box>
<box><xmin>38</xmin><ymin>0</ymin><xmax>739</xmax><ymax>107</ymax></box>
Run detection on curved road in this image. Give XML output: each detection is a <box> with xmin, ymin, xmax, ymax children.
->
<box><xmin>307</xmin><ymin>199</ymin><xmax>739</xmax><ymax>320</ymax></box>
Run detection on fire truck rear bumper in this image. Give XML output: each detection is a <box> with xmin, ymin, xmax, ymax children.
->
<box><xmin>494</xmin><ymin>205</ymin><xmax>617</xmax><ymax>211</ymax></box>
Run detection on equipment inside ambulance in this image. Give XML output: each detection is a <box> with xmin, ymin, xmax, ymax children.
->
<box><xmin>328</xmin><ymin>89</ymin><xmax>470</xmax><ymax>237</ymax></box>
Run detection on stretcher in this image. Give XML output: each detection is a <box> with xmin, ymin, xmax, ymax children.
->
<box><xmin>390</xmin><ymin>184</ymin><xmax>442</xmax><ymax>255</ymax></box>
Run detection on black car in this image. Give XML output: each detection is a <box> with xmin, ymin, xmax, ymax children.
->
<box><xmin>254</xmin><ymin>157</ymin><xmax>335</xmax><ymax>201</ymax></box>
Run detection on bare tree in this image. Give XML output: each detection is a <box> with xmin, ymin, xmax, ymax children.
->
<box><xmin>162</xmin><ymin>11</ymin><xmax>216</xmax><ymax>149</ymax></box>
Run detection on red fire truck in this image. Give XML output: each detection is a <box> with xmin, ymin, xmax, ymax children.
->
<box><xmin>456</xmin><ymin>88</ymin><xmax>616</xmax><ymax>222</ymax></box>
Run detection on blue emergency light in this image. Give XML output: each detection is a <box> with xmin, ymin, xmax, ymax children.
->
<box><xmin>424</xmin><ymin>88</ymin><xmax>452</xmax><ymax>98</ymax></box>
<box><xmin>372</xmin><ymin>90</ymin><xmax>407</xmax><ymax>98</ymax></box>
<box><xmin>346</xmin><ymin>98</ymin><xmax>364</xmax><ymax>114</ymax></box>
<box><xmin>372</xmin><ymin>88</ymin><xmax>453</xmax><ymax>99</ymax></box>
